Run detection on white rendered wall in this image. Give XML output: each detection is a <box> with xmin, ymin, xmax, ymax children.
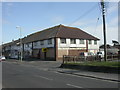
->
<box><xmin>33</xmin><ymin>38</ymin><xmax>54</xmax><ymax>49</ymax></box>
<box><xmin>24</xmin><ymin>43</ymin><xmax>32</xmax><ymax>51</ymax></box>
<box><xmin>58</xmin><ymin>38</ymin><xmax>99</xmax><ymax>53</ymax></box>
<box><xmin>58</xmin><ymin>38</ymin><xmax>86</xmax><ymax>48</ymax></box>
<box><xmin>88</xmin><ymin>40</ymin><xmax>99</xmax><ymax>53</ymax></box>
<box><xmin>88</xmin><ymin>40</ymin><xmax>99</xmax><ymax>49</ymax></box>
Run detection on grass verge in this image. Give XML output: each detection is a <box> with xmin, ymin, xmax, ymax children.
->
<box><xmin>64</xmin><ymin>61</ymin><xmax>120</xmax><ymax>68</ymax></box>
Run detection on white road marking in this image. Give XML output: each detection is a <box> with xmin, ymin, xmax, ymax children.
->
<box><xmin>58</xmin><ymin>72</ymin><xmax>119</xmax><ymax>83</ymax></box>
<box><xmin>66</xmin><ymin>83</ymin><xmax>83</xmax><ymax>88</ymax></box>
<box><xmin>34</xmin><ymin>75</ymin><xmax>53</xmax><ymax>81</ymax></box>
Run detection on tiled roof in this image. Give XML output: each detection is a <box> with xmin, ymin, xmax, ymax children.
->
<box><xmin>3</xmin><ymin>24</ymin><xmax>100</xmax><ymax>46</ymax></box>
<box><xmin>23</xmin><ymin>24</ymin><xmax>99</xmax><ymax>43</ymax></box>
<box><xmin>22</xmin><ymin>25</ymin><xmax>60</xmax><ymax>43</ymax></box>
<box><xmin>56</xmin><ymin>25</ymin><xmax>99</xmax><ymax>40</ymax></box>
<box><xmin>2</xmin><ymin>39</ymin><xmax>20</xmax><ymax>47</ymax></box>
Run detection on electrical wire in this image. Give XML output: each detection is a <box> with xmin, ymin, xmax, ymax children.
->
<box><xmin>94</xmin><ymin>2</ymin><xmax>102</xmax><ymax>35</ymax></box>
<box><xmin>69</xmin><ymin>3</ymin><xmax>98</xmax><ymax>26</ymax></box>
<box><xmin>93</xmin><ymin>16</ymin><xmax>101</xmax><ymax>35</ymax></box>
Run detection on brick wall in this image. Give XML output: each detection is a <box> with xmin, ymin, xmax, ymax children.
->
<box><xmin>68</xmin><ymin>49</ymin><xmax>87</xmax><ymax>56</ymax></box>
<box><xmin>57</xmin><ymin>49</ymin><xmax>87</xmax><ymax>61</ymax></box>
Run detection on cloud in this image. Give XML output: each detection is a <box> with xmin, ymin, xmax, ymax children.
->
<box><xmin>0</xmin><ymin>3</ymin><xmax>2</xmax><ymax>7</ymax></box>
<box><xmin>3</xmin><ymin>3</ymin><xmax>14</xmax><ymax>17</ymax></box>
<box><xmin>51</xmin><ymin>16</ymin><xmax>64</xmax><ymax>24</ymax></box>
<box><xmin>83</xmin><ymin>23</ymin><xmax>118</xmax><ymax>45</ymax></box>
<box><xmin>71</xmin><ymin>21</ymin><xmax>86</xmax><ymax>26</ymax></box>
<box><xmin>69</xmin><ymin>18</ymin><xmax>97</xmax><ymax>28</ymax></box>
<box><xmin>107</xmin><ymin>3</ymin><xmax>118</xmax><ymax>14</ymax></box>
<box><xmin>2</xmin><ymin>19</ymin><xmax>10</xmax><ymax>25</ymax></box>
<box><xmin>107</xmin><ymin>16</ymin><xmax>118</xmax><ymax>27</ymax></box>
<box><xmin>6</xmin><ymin>3</ymin><xmax>13</xmax><ymax>6</ymax></box>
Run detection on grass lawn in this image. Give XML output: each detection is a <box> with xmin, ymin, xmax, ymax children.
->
<box><xmin>64</xmin><ymin>61</ymin><xmax>120</xmax><ymax>68</ymax></box>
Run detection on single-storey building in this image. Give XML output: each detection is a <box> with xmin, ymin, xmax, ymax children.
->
<box><xmin>2</xmin><ymin>24</ymin><xmax>100</xmax><ymax>61</ymax></box>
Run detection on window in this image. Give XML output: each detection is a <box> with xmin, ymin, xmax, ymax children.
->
<box><xmin>94</xmin><ymin>40</ymin><xmax>97</xmax><ymax>45</ymax></box>
<box><xmin>80</xmin><ymin>39</ymin><xmax>84</xmax><ymax>44</ymax></box>
<box><xmin>34</xmin><ymin>42</ymin><xmax>37</xmax><ymax>46</ymax></box>
<box><xmin>27</xmin><ymin>44</ymin><xmax>29</xmax><ymax>47</ymax></box>
<box><xmin>88</xmin><ymin>40</ymin><xmax>92</xmax><ymax>44</ymax></box>
<box><xmin>48</xmin><ymin>39</ymin><xmax>52</xmax><ymax>45</ymax></box>
<box><xmin>60</xmin><ymin>38</ymin><xmax>66</xmax><ymax>44</ymax></box>
<box><xmin>40</xmin><ymin>40</ymin><xmax>44</xmax><ymax>45</ymax></box>
<box><xmin>70</xmin><ymin>39</ymin><xmax>76</xmax><ymax>44</ymax></box>
<box><xmin>26</xmin><ymin>43</ymin><xmax>29</xmax><ymax>47</ymax></box>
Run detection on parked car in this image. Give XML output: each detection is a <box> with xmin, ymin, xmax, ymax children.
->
<box><xmin>0</xmin><ymin>56</ymin><xmax>6</xmax><ymax>62</ymax></box>
<box><xmin>79</xmin><ymin>52</ymin><xmax>95</xmax><ymax>57</ymax></box>
<box><xmin>97</xmin><ymin>51</ymin><xmax>104</xmax><ymax>58</ymax></box>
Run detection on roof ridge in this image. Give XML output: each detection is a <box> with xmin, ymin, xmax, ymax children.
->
<box><xmin>26</xmin><ymin>25</ymin><xmax>60</xmax><ymax>38</ymax></box>
<box><xmin>62</xmin><ymin>25</ymin><xmax>80</xmax><ymax>30</ymax></box>
<box><xmin>55</xmin><ymin>24</ymin><xmax>62</xmax><ymax>37</ymax></box>
<box><xmin>79</xmin><ymin>29</ymin><xmax>100</xmax><ymax>40</ymax></box>
<box><xmin>62</xmin><ymin>25</ymin><xmax>99</xmax><ymax>40</ymax></box>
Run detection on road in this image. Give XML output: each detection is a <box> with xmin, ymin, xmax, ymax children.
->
<box><xmin>2</xmin><ymin>61</ymin><xmax>119</xmax><ymax>88</ymax></box>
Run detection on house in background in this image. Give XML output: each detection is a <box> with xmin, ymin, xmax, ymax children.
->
<box><xmin>2</xmin><ymin>39</ymin><xmax>21</xmax><ymax>59</ymax></box>
<box><xmin>2</xmin><ymin>24</ymin><xmax>100</xmax><ymax>61</ymax></box>
<box><xmin>99</xmin><ymin>44</ymin><xmax>119</xmax><ymax>55</ymax></box>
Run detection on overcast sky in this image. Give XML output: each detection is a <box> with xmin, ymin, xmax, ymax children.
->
<box><xmin>1</xmin><ymin>1</ymin><xmax>118</xmax><ymax>45</ymax></box>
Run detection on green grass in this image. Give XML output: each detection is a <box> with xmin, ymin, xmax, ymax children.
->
<box><xmin>64</xmin><ymin>61</ymin><xmax>120</xmax><ymax>68</ymax></box>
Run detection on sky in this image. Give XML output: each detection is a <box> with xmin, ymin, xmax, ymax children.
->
<box><xmin>1</xmin><ymin>1</ymin><xmax>119</xmax><ymax>46</ymax></box>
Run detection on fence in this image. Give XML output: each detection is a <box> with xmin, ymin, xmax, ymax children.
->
<box><xmin>107</xmin><ymin>55</ymin><xmax>120</xmax><ymax>61</ymax></box>
<box><xmin>62</xmin><ymin>55</ymin><xmax>120</xmax><ymax>64</ymax></box>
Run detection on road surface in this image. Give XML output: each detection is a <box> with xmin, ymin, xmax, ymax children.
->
<box><xmin>2</xmin><ymin>61</ymin><xmax>119</xmax><ymax>88</ymax></box>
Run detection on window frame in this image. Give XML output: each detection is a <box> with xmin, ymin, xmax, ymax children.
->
<box><xmin>88</xmin><ymin>40</ymin><xmax>92</xmax><ymax>45</ymax></box>
<box><xmin>79</xmin><ymin>39</ymin><xmax>84</xmax><ymax>44</ymax></box>
<box><xmin>70</xmin><ymin>39</ymin><xmax>76</xmax><ymax>44</ymax></box>
<box><xmin>60</xmin><ymin>38</ymin><xmax>66</xmax><ymax>44</ymax></box>
<box><xmin>48</xmin><ymin>39</ymin><xmax>52</xmax><ymax>45</ymax></box>
<box><xmin>40</xmin><ymin>40</ymin><xmax>44</xmax><ymax>45</ymax></box>
<box><xmin>94</xmin><ymin>40</ymin><xmax>97</xmax><ymax>45</ymax></box>
<box><xmin>34</xmin><ymin>42</ymin><xmax>38</xmax><ymax>47</ymax></box>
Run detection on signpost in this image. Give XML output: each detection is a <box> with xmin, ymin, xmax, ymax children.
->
<box><xmin>42</xmin><ymin>48</ymin><xmax>48</xmax><ymax>60</ymax></box>
<box><xmin>42</xmin><ymin>48</ymin><xmax>48</xmax><ymax>52</ymax></box>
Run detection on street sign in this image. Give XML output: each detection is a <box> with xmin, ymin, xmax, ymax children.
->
<box><xmin>42</xmin><ymin>48</ymin><xmax>48</xmax><ymax>52</ymax></box>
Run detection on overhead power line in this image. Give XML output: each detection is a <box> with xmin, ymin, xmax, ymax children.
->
<box><xmin>94</xmin><ymin>17</ymin><xmax>100</xmax><ymax>35</ymax></box>
<box><xmin>69</xmin><ymin>3</ymin><xmax>98</xmax><ymax>26</ymax></box>
<box><xmin>94</xmin><ymin>3</ymin><xmax>102</xmax><ymax>35</ymax></box>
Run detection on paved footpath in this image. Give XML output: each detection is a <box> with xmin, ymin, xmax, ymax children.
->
<box><xmin>5</xmin><ymin>59</ymin><xmax>119</xmax><ymax>82</ymax></box>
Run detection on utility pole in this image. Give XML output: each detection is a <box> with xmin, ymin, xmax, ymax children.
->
<box><xmin>101</xmin><ymin>0</ymin><xmax>107</xmax><ymax>61</ymax></box>
<box><xmin>1</xmin><ymin>42</ymin><xmax>3</xmax><ymax>56</ymax></box>
<box><xmin>16</xmin><ymin>26</ymin><xmax>23</xmax><ymax>62</ymax></box>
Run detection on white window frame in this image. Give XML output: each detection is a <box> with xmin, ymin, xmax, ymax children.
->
<box><xmin>80</xmin><ymin>39</ymin><xmax>84</xmax><ymax>44</ymax></box>
<box><xmin>60</xmin><ymin>38</ymin><xmax>66</xmax><ymax>44</ymax></box>
<box><xmin>88</xmin><ymin>40</ymin><xmax>92</xmax><ymax>44</ymax></box>
<box><xmin>70</xmin><ymin>39</ymin><xmax>76</xmax><ymax>44</ymax></box>
<box><xmin>94</xmin><ymin>40</ymin><xmax>97</xmax><ymax>45</ymax></box>
<box><xmin>40</xmin><ymin>40</ymin><xmax>44</xmax><ymax>45</ymax></box>
<box><xmin>34</xmin><ymin>42</ymin><xmax>38</xmax><ymax>47</ymax></box>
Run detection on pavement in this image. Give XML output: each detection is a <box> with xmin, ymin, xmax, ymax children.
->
<box><xmin>57</xmin><ymin>68</ymin><xmax>119</xmax><ymax>82</ymax></box>
<box><xmin>5</xmin><ymin>59</ymin><xmax>119</xmax><ymax>82</ymax></box>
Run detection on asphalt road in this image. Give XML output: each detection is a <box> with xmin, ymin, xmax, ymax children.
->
<box><xmin>2</xmin><ymin>61</ymin><xmax>119</xmax><ymax>88</ymax></box>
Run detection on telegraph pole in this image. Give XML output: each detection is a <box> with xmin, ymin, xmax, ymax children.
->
<box><xmin>101</xmin><ymin>0</ymin><xmax>107</xmax><ymax>61</ymax></box>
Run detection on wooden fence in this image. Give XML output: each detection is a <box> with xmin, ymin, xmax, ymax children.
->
<box><xmin>63</xmin><ymin>55</ymin><xmax>119</xmax><ymax>64</ymax></box>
